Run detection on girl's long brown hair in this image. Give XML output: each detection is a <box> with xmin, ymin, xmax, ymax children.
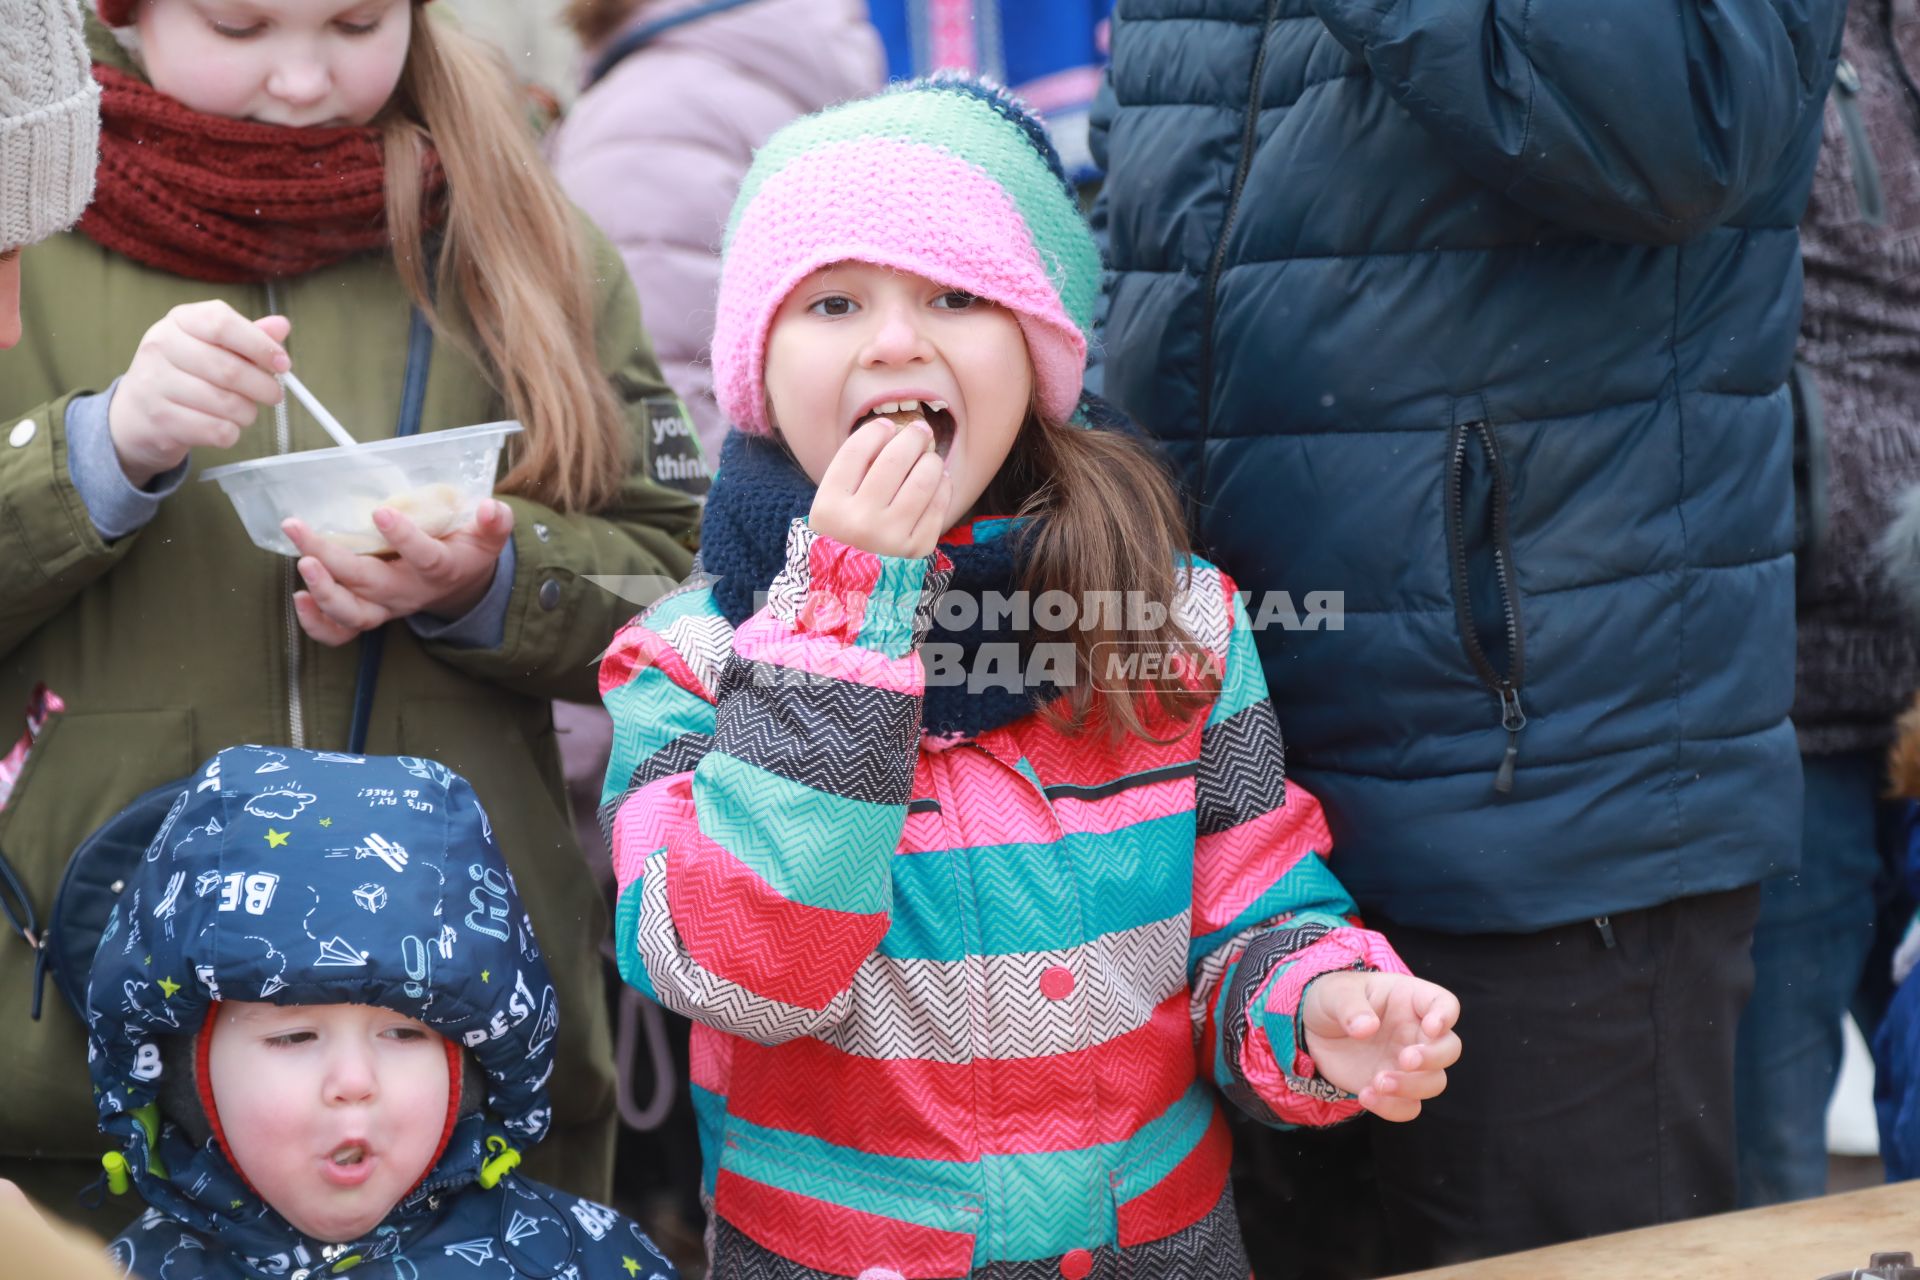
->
<box><xmin>564</xmin><ymin>0</ymin><xmax>646</xmax><ymax>45</ymax></box>
<box><xmin>383</xmin><ymin>7</ymin><xmax>629</xmax><ymax>512</ymax></box>
<box><xmin>995</xmin><ymin>411</ymin><xmax>1217</xmax><ymax>742</ymax></box>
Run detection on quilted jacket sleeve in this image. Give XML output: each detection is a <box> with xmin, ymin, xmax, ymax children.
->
<box><xmin>600</xmin><ymin>519</ymin><xmax>949</xmax><ymax>1044</ymax></box>
<box><xmin>1312</xmin><ymin>0</ymin><xmax>1845</xmax><ymax>244</ymax></box>
<box><xmin>1184</xmin><ymin>568</ymin><xmax>1410</xmax><ymax>1127</ymax></box>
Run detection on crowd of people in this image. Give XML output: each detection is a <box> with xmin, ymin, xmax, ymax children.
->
<box><xmin>2</xmin><ymin>1</ymin><xmax>1917</xmax><ymax>1278</ymax></box>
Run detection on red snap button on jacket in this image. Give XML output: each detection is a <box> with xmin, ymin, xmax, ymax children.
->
<box><xmin>1039</xmin><ymin>965</ymin><xmax>1075</xmax><ymax>1001</ymax></box>
<box><xmin>1058</xmin><ymin>1248</ymin><xmax>1093</xmax><ymax>1279</ymax></box>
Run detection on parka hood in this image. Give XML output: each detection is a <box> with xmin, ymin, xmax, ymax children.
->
<box><xmin>84</xmin><ymin>747</ymin><xmax>559</xmax><ymax>1263</ymax></box>
<box><xmin>588</xmin><ymin>0</ymin><xmax>879</xmax><ymax>111</ymax></box>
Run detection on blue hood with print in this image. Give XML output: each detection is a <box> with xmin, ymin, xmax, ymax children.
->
<box><xmin>83</xmin><ymin>746</ymin><xmax>571</xmax><ymax>1268</ymax></box>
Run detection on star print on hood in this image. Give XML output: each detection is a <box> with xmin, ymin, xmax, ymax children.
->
<box><xmin>78</xmin><ymin>747</ymin><xmax>671</xmax><ymax>1277</ymax></box>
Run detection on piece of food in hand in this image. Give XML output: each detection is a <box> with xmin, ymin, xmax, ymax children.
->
<box><xmin>853</xmin><ymin>398</ymin><xmax>953</xmax><ymax>456</ymax></box>
<box><xmin>378</xmin><ymin>482</ymin><xmax>467</xmax><ymax>538</ymax></box>
<box><xmin>324</xmin><ymin>483</ymin><xmax>470</xmax><ymax>554</ymax></box>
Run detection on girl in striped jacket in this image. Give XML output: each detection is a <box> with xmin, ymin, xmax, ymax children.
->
<box><xmin>598</xmin><ymin>76</ymin><xmax>1462</xmax><ymax>1280</ymax></box>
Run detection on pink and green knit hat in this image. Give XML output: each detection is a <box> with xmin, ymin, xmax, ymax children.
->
<box><xmin>712</xmin><ymin>75</ymin><xmax>1102</xmax><ymax>436</ymax></box>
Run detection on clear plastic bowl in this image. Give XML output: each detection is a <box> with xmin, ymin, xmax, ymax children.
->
<box><xmin>201</xmin><ymin>422</ymin><xmax>523</xmax><ymax>557</ymax></box>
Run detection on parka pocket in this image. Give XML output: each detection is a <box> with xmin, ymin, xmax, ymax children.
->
<box><xmin>0</xmin><ymin>707</ymin><xmax>198</xmax><ymax>883</ymax></box>
<box><xmin>711</xmin><ymin>1123</ymin><xmax>980</xmax><ymax>1279</ymax></box>
<box><xmin>1443</xmin><ymin>422</ymin><xmax>1529</xmax><ymax>794</ymax></box>
<box><xmin>0</xmin><ymin>706</ymin><xmax>195</xmax><ymax>1158</ymax></box>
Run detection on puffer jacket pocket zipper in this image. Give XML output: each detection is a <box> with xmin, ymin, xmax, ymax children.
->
<box><xmin>1445</xmin><ymin>422</ymin><xmax>1528</xmax><ymax>794</ymax></box>
<box><xmin>1835</xmin><ymin>60</ymin><xmax>1887</xmax><ymax>228</ymax></box>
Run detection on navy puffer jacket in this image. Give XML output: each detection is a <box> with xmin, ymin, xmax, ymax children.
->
<box><xmin>1093</xmin><ymin>0</ymin><xmax>1844</xmax><ymax>932</ymax></box>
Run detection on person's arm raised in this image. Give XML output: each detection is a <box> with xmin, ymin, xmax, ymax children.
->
<box><xmin>1312</xmin><ymin>0</ymin><xmax>1845</xmax><ymax>243</ymax></box>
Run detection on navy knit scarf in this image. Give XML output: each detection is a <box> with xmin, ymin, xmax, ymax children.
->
<box><xmin>702</xmin><ymin>430</ymin><xmax>1058</xmax><ymax>737</ymax></box>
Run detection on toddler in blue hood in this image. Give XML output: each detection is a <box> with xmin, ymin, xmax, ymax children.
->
<box><xmin>83</xmin><ymin>746</ymin><xmax>674</xmax><ymax>1280</ymax></box>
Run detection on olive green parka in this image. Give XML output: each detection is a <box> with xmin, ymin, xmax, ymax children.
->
<box><xmin>0</xmin><ymin>42</ymin><xmax>699</xmax><ymax>1228</ymax></box>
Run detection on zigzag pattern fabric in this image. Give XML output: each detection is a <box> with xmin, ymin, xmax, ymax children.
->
<box><xmin>599</xmin><ymin>519</ymin><xmax>1407</xmax><ymax>1278</ymax></box>
<box><xmin>709</xmin><ymin>1188</ymin><xmax>1251</xmax><ymax>1279</ymax></box>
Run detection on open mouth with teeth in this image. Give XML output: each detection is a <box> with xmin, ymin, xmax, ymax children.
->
<box><xmin>329</xmin><ymin>1142</ymin><xmax>368</xmax><ymax>1168</ymax></box>
<box><xmin>854</xmin><ymin>398</ymin><xmax>957</xmax><ymax>458</ymax></box>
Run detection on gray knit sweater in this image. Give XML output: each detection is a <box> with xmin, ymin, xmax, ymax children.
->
<box><xmin>1795</xmin><ymin>0</ymin><xmax>1920</xmax><ymax>755</ymax></box>
<box><xmin>0</xmin><ymin>0</ymin><xmax>98</xmax><ymax>249</ymax></box>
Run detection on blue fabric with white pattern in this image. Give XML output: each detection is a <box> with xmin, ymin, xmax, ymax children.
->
<box><xmin>86</xmin><ymin>746</ymin><xmax>675</xmax><ymax>1280</ymax></box>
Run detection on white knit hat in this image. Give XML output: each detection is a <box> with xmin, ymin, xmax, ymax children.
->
<box><xmin>0</xmin><ymin>0</ymin><xmax>100</xmax><ymax>249</ymax></box>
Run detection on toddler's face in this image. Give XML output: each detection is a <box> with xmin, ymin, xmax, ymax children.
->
<box><xmin>765</xmin><ymin>262</ymin><xmax>1034</xmax><ymax>528</ymax></box>
<box><xmin>206</xmin><ymin>1001</ymin><xmax>450</xmax><ymax>1242</ymax></box>
<box><xmin>136</xmin><ymin>0</ymin><xmax>412</xmax><ymax>128</ymax></box>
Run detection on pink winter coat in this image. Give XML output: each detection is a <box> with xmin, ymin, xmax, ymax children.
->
<box><xmin>550</xmin><ymin>0</ymin><xmax>885</xmax><ymax>462</ymax></box>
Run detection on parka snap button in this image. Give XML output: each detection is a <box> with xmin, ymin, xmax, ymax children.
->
<box><xmin>537</xmin><ymin>578</ymin><xmax>561</xmax><ymax>610</ymax></box>
<box><xmin>1059</xmin><ymin>1248</ymin><xmax>1093</xmax><ymax>1279</ymax></box>
<box><xmin>533</xmin><ymin>522</ymin><xmax>551</xmax><ymax>542</ymax></box>
<box><xmin>1039</xmin><ymin>965</ymin><xmax>1074</xmax><ymax>1001</ymax></box>
<box><xmin>9</xmin><ymin>420</ymin><xmax>35</xmax><ymax>447</ymax></box>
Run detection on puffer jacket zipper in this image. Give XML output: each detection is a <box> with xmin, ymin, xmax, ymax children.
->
<box><xmin>1834</xmin><ymin>60</ymin><xmax>1888</xmax><ymax>226</ymax></box>
<box><xmin>1445</xmin><ymin>422</ymin><xmax>1527</xmax><ymax>793</ymax></box>
<box><xmin>1191</xmin><ymin>0</ymin><xmax>1281</xmax><ymax>502</ymax></box>
<box><xmin>267</xmin><ymin>280</ymin><xmax>305</xmax><ymax>749</ymax></box>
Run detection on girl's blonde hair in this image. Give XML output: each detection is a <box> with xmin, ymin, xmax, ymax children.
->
<box><xmin>383</xmin><ymin>7</ymin><xmax>629</xmax><ymax>513</ymax></box>
<box><xmin>993</xmin><ymin>411</ymin><xmax>1217</xmax><ymax>743</ymax></box>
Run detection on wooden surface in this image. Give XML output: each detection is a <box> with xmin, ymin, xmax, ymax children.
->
<box><xmin>1391</xmin><ymin>1181</ymin><xmax>1920</xmax><ymax>1279</ymax></box>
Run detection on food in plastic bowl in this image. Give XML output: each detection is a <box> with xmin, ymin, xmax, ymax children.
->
<box><xmin>201</xmin><ymin>422</ymin><xmax>523</xmax><ymax>556</ymax></box>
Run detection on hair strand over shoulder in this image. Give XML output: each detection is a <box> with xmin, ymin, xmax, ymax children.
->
<box><xmin>383</xmin><ymin>7</ymin><xmax>630</xmax><ymax>514</ymax></box>
<box><xmin>1004</xmin><ymin>414</ymin><xmax>1216</xmax><ymax>743</ymax></box>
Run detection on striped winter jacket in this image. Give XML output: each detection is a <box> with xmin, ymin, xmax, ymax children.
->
<box><xmin>599</xmin><ymin>518</ymin><xmax>1407</xmax><ymax>1279</ymax></box>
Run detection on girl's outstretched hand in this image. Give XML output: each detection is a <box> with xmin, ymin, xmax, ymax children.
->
<box><xmin>282</xmin><ymin>499</ymin><xmax>515</xmax><ymax>646</ymax></box>
<box><xmin>809</xmin><ymin>417</ymin><xmax>953</xmax><ymax>559</ymax></box>
<box><xmin>1299</xmin><ymin>969</ymin><xmax>1461</xmax><ymax>1122</ymax></box>
<box><xmin>109</xmin><ymin>302</ymin><xmax>291</xmax><ymax>488</ymax></box>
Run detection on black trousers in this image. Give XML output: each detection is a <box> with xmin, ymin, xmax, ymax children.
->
<box><xmin>1366</xmin><ymin>884</ymin><xmax>1763</xmax><ymax>1271</ymax></box>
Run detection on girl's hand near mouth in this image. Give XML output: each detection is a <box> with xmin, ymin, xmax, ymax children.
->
<box><xmin>808</xmin><ymin>416</ymin><xmax>952</xmax><ymax>559</ymax></box>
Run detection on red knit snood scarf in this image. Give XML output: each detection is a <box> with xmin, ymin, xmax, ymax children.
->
<box><xmin>77</xmin><ymin>65</ymin><xmax>447</xmax><ymax>284</ymax></box>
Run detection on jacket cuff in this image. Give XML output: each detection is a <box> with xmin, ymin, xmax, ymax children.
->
<box><xmin>1243</xmin><ymin>925</ymin><xmax>1408</xmax><ymax>1122</ymax></box>
<box><xmin>64</xmin><ymin>380</ymin><xmax>189</xmax><ymax>541</ymax></box>
<box><xmin>768</xmin><ymin>519</ymin><xmax>952</xmax><ymax>658</ymax></box>
<box><xmin>406</xmin><ymin>538</ymin><xmax>517</xmax><ymax>650</ymax></box>
<box><xmin>0</xmin><ymin>390</ymin><xmax>124</xmax><ymax>578</ymax></box>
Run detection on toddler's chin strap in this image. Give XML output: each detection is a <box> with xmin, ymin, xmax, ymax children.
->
<box><xmin>476</xmin><ymin>1135</ymin><xmax>520</xmax><ymax>1190</ymax></box>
